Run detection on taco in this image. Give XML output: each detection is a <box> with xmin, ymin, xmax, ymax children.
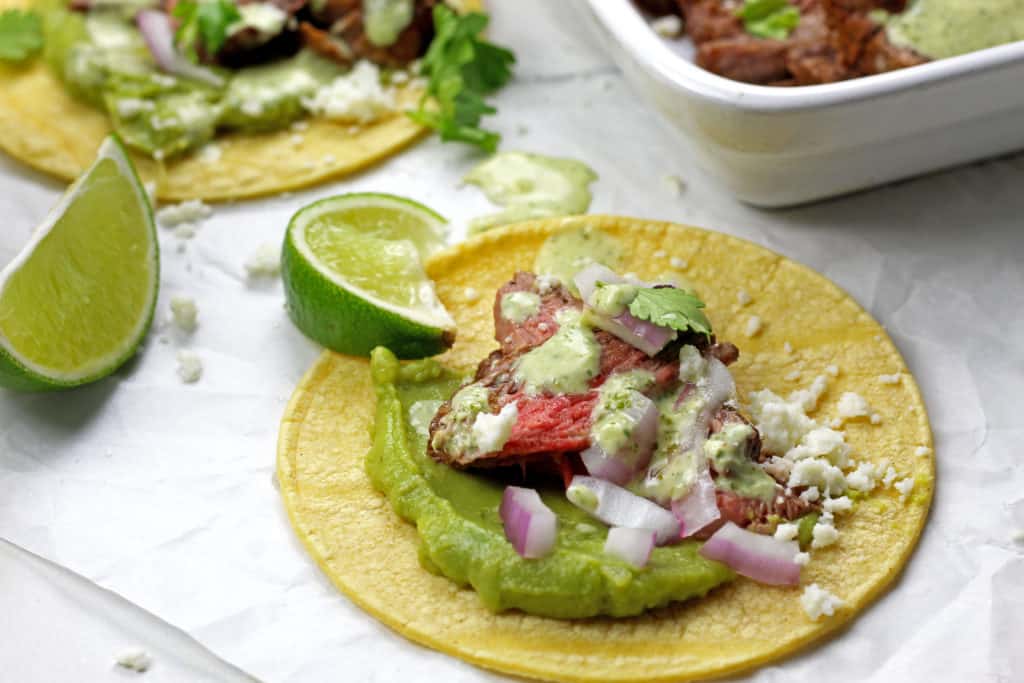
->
<box><xmin>277</xmin><ymin>216</ymin><xmax>934</xmax><ymax>682</ymax></box>
<box><xmin>0</xmin><ymin>0</ymin><xmax>490</xmax><ymax>201</ymax></box>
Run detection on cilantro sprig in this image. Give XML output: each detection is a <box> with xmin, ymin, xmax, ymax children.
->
<box><xmin>172</xmin><ymin>0</ymin><xmax>241</xmax><ymax>63</ymax></box>
<box><xmin>736</xmin><ymin>0</ymin><xmax>801</xmax><ymax>41</ymax></box>
<box><xmin>628</xmin><ymin>287</ymin><xmax>712</xmax><ymax>339</ymax></box>
<box><xmin>408</xmin><ymin>5</ymin><xmax>515</xmax><ymax>153</ymax></box>
<box><xmin>0</xmin><ymin>9</ymin><xmax>43</xmax><ymax>63</ymax></box>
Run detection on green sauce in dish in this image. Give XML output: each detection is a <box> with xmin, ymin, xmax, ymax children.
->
<box><xmin>886</xmin><ymin>0</ymin><xmax>1024</xmax><ymax>60</ymax></box>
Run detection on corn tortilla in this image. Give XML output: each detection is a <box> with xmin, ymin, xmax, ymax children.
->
<box><xmin>277</xmin><ymin>216</ymin><xmax>935</xmax><ymax>682</ymax></box>
<box><xmin>0</xmin><ymin>0</ymin><xmax>481</xmax><ymax>202</ymax></box>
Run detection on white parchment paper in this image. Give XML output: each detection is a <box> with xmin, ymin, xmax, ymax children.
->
<box><xmin>0</xmin><ymin>1</ymin><xmax>1021</xmax><ymax>681</ymax></box>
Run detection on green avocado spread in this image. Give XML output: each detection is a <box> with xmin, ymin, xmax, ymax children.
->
<box><xmin>885</xmin><ymin>0</ymin><xmax>1024</xmax><ymax>60</ymax></box>
<box><xmin>366</xmin><ymin>347</ymin><xmax>734</xmax><ymax>619</ymax></box>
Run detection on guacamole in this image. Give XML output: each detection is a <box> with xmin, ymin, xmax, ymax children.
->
<box><xmin>366</xmin><ymin>347</ymin><xmax>734</xmax><ymax>619</ymax></box>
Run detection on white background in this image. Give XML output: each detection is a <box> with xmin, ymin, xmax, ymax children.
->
<box><xmin>1</xmin><ymin>1</ymin><xmax>1021</xmax><ymax>681</ymax></box>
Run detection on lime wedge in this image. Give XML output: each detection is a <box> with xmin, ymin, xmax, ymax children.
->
<box><xmin>282</xmin><ymin>193</ymin><xmax>455</xmax><ymax>359</ymax></box>
<box><xmin>0</xmin><ymin>136</ymin><xmax>159</xmax><ymax>391</ymax></box>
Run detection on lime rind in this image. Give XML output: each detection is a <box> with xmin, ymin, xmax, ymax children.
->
<box><xmin>0</xmin><ymin>135</ymin><xmax>159</xmax><ymax>391</ymax></box>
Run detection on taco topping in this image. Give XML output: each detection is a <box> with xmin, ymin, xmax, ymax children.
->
<box><xmin>427</xmin><ymin>266</ymin><xmax>820</xmax><ymax>554</ymax></box>
<box><xmin>35</xmin><ymin>0</ymin><xmax>513</xmax><ymax>159</ymax></box>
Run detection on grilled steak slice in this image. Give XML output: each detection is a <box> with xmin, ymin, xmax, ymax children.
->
<box><xmin>303</xmin><ymin>0</ymin><xmax>437</xmax><ymax>68</ymax></box>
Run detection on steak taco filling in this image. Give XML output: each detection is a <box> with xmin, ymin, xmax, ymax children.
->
<box><xmin>363</xmin><ymin>225</ymin><xmax>909</xmax><ymax>619</ymax></box>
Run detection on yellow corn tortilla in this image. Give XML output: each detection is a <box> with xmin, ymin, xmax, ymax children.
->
<box><xmin>0</xmin><ymin>0</ymin><xmax>481</xmax><ymax>201</ymax></box>
<box><xmin>277</xmin><ymin>216</ymin><xmax>935</xmax><ymax>682</ymax></box>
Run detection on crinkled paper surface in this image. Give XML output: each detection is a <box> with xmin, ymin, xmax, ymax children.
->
<box><xmin>0</xmin><ymin>1</ymin><xmax>1021</xmax><ymax>681</ymax></box>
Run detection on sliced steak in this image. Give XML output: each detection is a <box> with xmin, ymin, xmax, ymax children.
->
<box><xmin>304</xmin><ymin>0</ymin><xmax>437</xmax><ymax>68</ymax></box>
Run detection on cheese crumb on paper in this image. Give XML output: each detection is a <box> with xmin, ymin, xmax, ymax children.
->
<box><xmin>169</xmin><ymin>296</ymin><xmax>198</xmax><ymax>333</ymax></box>
<box><xmin>155</xmin><ymin>199</ymin><xmax>211</xmax><ymax>228</ymax></box>
<box><xmin>115</xmin><ymin>647</ymin><xmax>152</xmax><ymax>673</ymax></box>
<box><xmin>176</xmin><ymin>351</ymin><xmax>203</xmax><ymax>384</ymax></box>
<box><xmin>245</xmin><ymin>243</ymin><xmax>281</xmax><ymax>279</ymax></box>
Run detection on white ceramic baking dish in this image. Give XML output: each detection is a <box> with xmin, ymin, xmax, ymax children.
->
<box><xmin>584</xmin><ymin>0</ymin><xmax>1024</xmax><ymax>206</ymax></box>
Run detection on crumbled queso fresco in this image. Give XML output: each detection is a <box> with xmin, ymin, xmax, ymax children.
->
<box><xmin>244</xmin><ymin>243</ymin><xmax>281</xmax><ymax>279</ymax></box>
<box><xmin>169</xmin><ymin>296</ymin><xmax>198</xmax><ymax>333</ymax></box>
<box><xmin>115</xmin><ymin>647</ymin><xmax>152</xmax><ymax>672</ymax></box>
<box><xmin>301</xmin><ymin>61</ymin><xmax>396</xmax><ymax>124</ymax></box>
<box><xmin>801</xmin><ymin>583</ymin><xmax>845</xmax><ymax>620</ymax></box>
<box><xmin>176</xmin><ymin>350</ymin><xmax>203</xmax><ymax>384</ymax></box>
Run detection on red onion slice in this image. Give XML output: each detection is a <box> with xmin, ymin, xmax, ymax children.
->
<box><xmin>567</xmin><ymin>475</ymin><xmax>680</xmax><ymax>545</ymax></box>
<box><xmin>136</xmin><ymin>10</ymin><xmax>225</xmax><ymax>87</ymax></box>
<box><xmin>581</xmin><ymin>391</ymin><xmax>659</xmax><ymax>485</ymax></box>
<box><xmin>604</xmin><ymin>526</ymin><xmax>655</xmax><ymax>568</ymax></box>
<box><xmin>573</xmin><ymin>263</ymin><xmax>627</xmax><ymax>303</ymax></box>
<box><xmin>500</xmin><ymin>486</ymin><xmax>557</xmax><ymax>559</ymax></box>
<box><xmin>699</xmin><ymin>521</ymin><xmax>802</xmax><ymax>586</ymax></box>
<box><xmin>671</xmin><ymin>466</ymin><xmax>720</xmax><ymax>537</ymax></box>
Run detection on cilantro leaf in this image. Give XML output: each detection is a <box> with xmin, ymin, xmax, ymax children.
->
<box><xmin>736</xmin><ymin>0</ymin><xmax>801</xmax><ymax>41</ymax></box>
<box><xmin>408</xmin><ymin>5</ymin><xmax>515</xmax><ymax>152</ymax></box>
<box><xmin>0</xmin><ymin>9</ymin><xmax>43</xmax><ymax>63</ymax></box>
<box><xmin>172</xmin><ymin>0</ymin><xmax>241</xmax><ymax>63</ymax></box>
<box><xmin>628</xmin><ymin>287</ymin><xmax>713</xmax><ymax>339</ymax></box>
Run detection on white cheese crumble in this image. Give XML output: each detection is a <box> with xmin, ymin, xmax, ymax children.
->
<box><xmin>894</xmin><ymin>477</ymin><xmax>915</xmax><ymax>502</ymax></box>
<box><xmin>915</xmin><ymin>446</ymin><xmax>932</xmax><ymax>457</ymax></box>
<box><xmin>737</xmin><ymin>289</ymin><xmax>752</xmax><ymax>306</ymax></box>
<box><xmin>801</xmin><ymin>583</ymin><xmax>844</xmax><ymax>620</ymax></box>
<box><xmin>785</xmin><ymin>370</ymin><xmax>801</xmax><ymax>382</ymax></box>
<box><xmin>471</xmin><ymin>403</ymin><xmax>518</xmax><ymax>454</ymax></box>
<box><xmin>115</xmin><ymin>647</ymin><xmax>152</xmax><ymax>672</ymax></box>
<box><xmin>799</xmin><ymin>486</ymin><xmax>820</xmax><ymax>502</ymax></box>
<box><xmin>846</xmin><ymin>461</ymin><xmax>881</xmax><ymax>492</ymax></box>
<box><xmin>774</xmin><ymin>523</ymin><xmax>799</xmax><ymax>541</ymax></box>
<box><xmin>822</xmin><ymin>496</ymin><xmax>852</xmax><ymax>514</ymax></box>
<box><xmin>536</xmin><ymin>275</ymin><xmax>559</xmax><ymax>294</ymax></box>
<box><xmin>1011</xmin><ymin>529</ymin><xmax>1024</xmax><ymax>544</ymax></box>
<box><xmin>654</xmin><ymin>250</ymin><xmax>667</xmax><ymax>258</ymax></box>
<box><xmin>745</xmin><ymin>315</ymin><xmax>763</xmax><ymax>337</ymax></box>
<box><xmin>173</xmin><ymin>222</ymin><xmax>197</xmax><ymax>240</ymax></box>
<box><xmin>794</xmin><ymin>551</ymin><xmax>810</xmax><ymax>566</ymax></box>
<box><xmin>783</xmin><ymin>341</ymin><xmax>793</xmax><ymax>354</ymax></box>
<box><xmin>662</xmin><ymin>174</ymin><xmax>686</xmax><ymax>196</ymax></box>
<box><xmin>463</xmin><ymin>287</ymin><xmax>479</xmax><ymax>302</ymax></box>
<box><xmin>291</xmin><ymin>119</ymin><xmax>309</xmax><ymax>132</ymax></box>
<box><xmin>302</xmin><ymin>60</ymin><xmax>396</xmax><ymax>123</ymax></box>
<box><xmin>811</xmin><ymin>521</ymin><xmax>839</xmax><ymax>549</ymax></box>
<box><xmin>877</xmin><ymin>373</ymin><xmax>901</xmax><ymax>385</ymax></box>
<box><xmin>169</xmin><ymin>296</ymin><xmax>198</xmax><ymax>333</ymax></box>
<box><xmin>837</xmin><ymin>391</ymin><xmax>872</xmax><ymax>420</ymax></box>
<box><xmin>290</xmin><ymin>134</ymin><xmax>305</xmax><ymax>146</ymax></box>
<box><xmin>198</xmin><ymin>143</ymin><xmax>222</xmax><ymax>164</ymax></box>
<box><xmin>789</xmin><ymin>458</ymin><xmax>847</xmax><ymax>496</ymax></box>
<box><xmin>116</xmin><ymin>98</ymin><xmax>154</xmax><ymax>118</ymax></box>
<box><xmin>670</xmin><ymin>256</ymin><xmax>687</xmax><ymax>269</ymax></box>
<box><xmin>825</xmin><ymin>364</ymin><xmax>839</xmax><ymax>377</ymax></box>
<box><xmin>651</xmin><ymin>14</ymin><xmax>683</xmax><ymax>37</ymax></box>
<box><xmin>244</xmin><ymin>243</ymin><xmax>281</xmax><ymax>278</ymax></box>
<box><xmin>176</xmin><ymin>350</ymin><xmax>203</xmax><ymax>384</ymax></box>
<box><xmin>882</xmin><ymin>465</ymin><xmax>898</xmax><ymax>488</ymax></box>
<box><xmin>156</xmin><ymin>199</ymin><xmax>211</xmax><ymax>229</ymax></box>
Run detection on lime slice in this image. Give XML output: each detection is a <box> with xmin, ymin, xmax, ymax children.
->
<box><xmin>0</xmin><ymin>136</ymin><xmax>159</xmax><ymax>391</ymax></box>
<box><xmin>282</xmin><ymin>193</ymin><xmax>455</xmax><ymax>359</ymax></box>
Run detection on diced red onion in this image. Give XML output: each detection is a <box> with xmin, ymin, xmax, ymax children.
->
<box><xmin>604</xmin><ymin>526</ymin><xmax>655</xmax><ymax>568</ymax></box>
<box><xmin>136</xmin><ymin>10</ymin><xmax>225</xmax><ymax>87</ymax></box>
<box><xmin>699</xmin><ymin>521</ymin><xmax>802</xmax><ymax>586</ymax></box>
<box><xmin>567</xmin><ymin>475</ymin><xmax>680</xmax><ymax>545</ymax></box>
<box><xmin>573</xmin><ymin>263</ymin><xmax>627</xmax><ymax>303</ymax></box>
<box><xmin>581</xmin><ymin>391</ymin><xmax>659</xmax><ymax>485</ymax></box>
<box><xmin>670</xmin><ymin>466</ymin><xmax>720</xmax><ymax>537</ymax></box>
<box><xmin>500</xmin><ymin>486</ymin><xmax>557</xmax><ymax>559</ymax></box>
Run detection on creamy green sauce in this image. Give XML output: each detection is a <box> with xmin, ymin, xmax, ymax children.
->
<box><xmin>590</xmin><ymin>371</ymin><xmax>656</xmax><ymax>459</ymax></box>
<box><xmin>635</xmin><ymin>388</ymin><xmax>704</xmax><ymax>504</ymax></box>
<box><xmin>533</xmin><ymin>226</ymin><xmax>623</xmax><ymax>293</ymax></box>
<box><xmin>515</xmin><ymin>309</ymin><xmax>600</xmax><ymax>395</ymax></box>
<box><xmin>589</xmin><ymin>283</ymin><xmax>639</xmax><ymax>317</ymax></box>
<box><xmin>363</xmin><ymin>0</ymin><xmax>415</xmax><ymax>47</ymax></box>
<box><xmin>704</xmin><ymin>423</ymin><xmax>778</xmax><ymax>502</ymax></box>
<box><xmin>886</xmin><ymin>0</ymin><xmax>1024</xmax><ymax>60</ymax></box>
<box><xmin>430</xmin><ymin>383</ymin><xmax>490</xmax><ymax>455</ymax></box>
<box><xmin>499</xmin><ymin>291</ymin><xmax>541</xmax><ymax>323</ymax></box>
<box><xmin>366</xmin><ymin>348</ymin><xmax>733</xmax><ymax>618</ymax></box>
<box><xmin>464</xmin><ymin>152</ymin><xmax>598</xmax><ymax>233</ymax></box>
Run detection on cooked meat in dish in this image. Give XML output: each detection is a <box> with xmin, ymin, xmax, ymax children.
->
<box><xmin>643</xmin><ymin>0</ymin><xmax>928</xmax><ymax>85</ymax></box>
